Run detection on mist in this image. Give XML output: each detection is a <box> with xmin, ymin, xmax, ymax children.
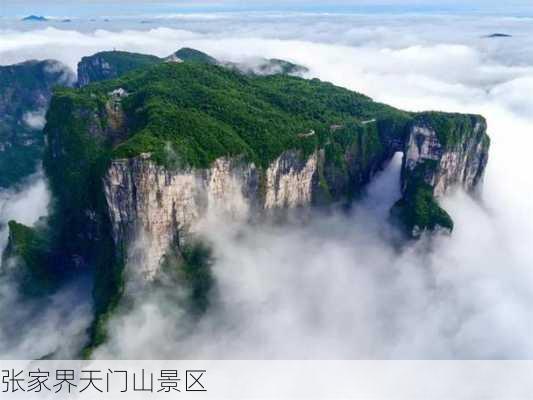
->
<box><xmin>1</xmin><ymin>11</ymin><xmax>533</xmax><ymax>359</ymax></box>
<box><xmin>0</xmin><ymin>173</ymin><xmax>93</xmax><ymax>359</ymax></box>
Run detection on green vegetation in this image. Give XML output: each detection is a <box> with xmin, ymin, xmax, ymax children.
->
<box><xmin>415</xmin><ymin>111</ymin><xmax>486</xmax><ymax>148</ymax></box>
<box><xmin>160</xmin><ymin>240</ymin><xmax>215</xmax><ymax>315</ymax></box>
<box><xmin>180</xmin><ymin>241</ymin><xmax>214</xmax><ymax>314</ymax></box>
<box><xmin>174</xmin><ymin>48</ymin><xmax>219</xmax><ymax>65</ymax></box>
<box><xmin>391</xmin><ymin>185</ymin><xmax>454</xmax><ymax>237</ymax></box>
<box><xmin>0</xmin><ymin>60</ymin><xmax>70</xmax><ymax>187</ymax></box>
<box><xmin>78</xmin><ymin>51</ymin><xmax>162</xmax><ymax>85</ymax></box>
<box><xmin>70</xmin><ymin>61</ymin><xmax>411</xmax><ymax>170</ymax></box>
<box><xmin>390</xmin><ymin>160</ymin><xmax>454</xmax><ymax>237</ymax></box>
<box><xmin>0</xmin><ymin>139</ymin><xmax>43</xmax><ymax>187</ymax></box>
<box><xmin>269</xmin><ymin>59</ymin><xmax>307</xmax><ymax>74</ymax></box>
<box><xmin>254</xmin><ymin>58</ymin><xmax>309</xmax><ymax>76</ymax></box>
<box><xmin>44</xmin><ymin>87</ymin><xmax>124</xmax><ymax>358</ymax></box>
<box><xmin>2</xmin><ymin>221</ymin><xmax>55</xmax><ymax>295</ymax></box>
<box><xmin>0</xmin><ymin>46</ymin><xmax>491</xmax><ymax>358</ymax></box>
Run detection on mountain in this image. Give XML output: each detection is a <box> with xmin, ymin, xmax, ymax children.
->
<box><xmin>41</xmin><ymin>60</ymin><xmax>487</xmax><ymax>270</ymax></box>
<box><xmin>78</xmin><ymin>48</ymin><xmax>310</xmax><ymax>86</ymax></box>
<box><xmin>77</xmin><ymin>51</ymin><xmax>162</xmax><ymax>87</ymax></box>
<box><xmin>77</xmin><ymin>48</ymin><xmax>219</xmax><ymax>87</ymax></box>
<box><xmin>0</xmin><ymin>49</ymin><xmax>308</xmax><ymax>186</ymax></box>
<box><xmin>4</xmin><ymin>50</ymin><xmax>489</xmax><ymax>354</ymax></box>
<box><xmin>255</xmin><ymin>58</ymin><xmax>309</xmax><ymax>75</ymax></box>
<box><xmin>167</xmin><ymin>47</ymin><xmax>219</xmax><ymax>64</ymax></box>
<box><xmin>21</xmin><ymin>15</ymin><xmax>48</xmax><ymax>22</ymax></box>
<box><xmin>484</xmin><ymin>33</ymin><xmax>512</xmax><ymax>38</ymax></box>
<box><xmin>0</xmin><ymin>60</ymin><xmax>74</xmax><ymax>187</ymax></box>
<box><xmin>225</xmin><ymin>58</ymin><xmax>309</xmax><ymax>76</ymax></box>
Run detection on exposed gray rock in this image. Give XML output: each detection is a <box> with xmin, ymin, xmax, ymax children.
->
<box><xmin>404</xmin><ymin>117</ymin><xmax>489</xmax><ymax>197</ymax></box>
<box><xmin>104</xmin><ymin>150</ymin><xmax>323</xmax><ymax>278</ymax></box>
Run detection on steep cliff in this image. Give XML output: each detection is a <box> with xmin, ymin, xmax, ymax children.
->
<box><xmin>391</xmin><ymin>112</ymin><xmax>490</xmax><ymax>236</ymax></box>
<box><xmin>77</xmin><ymin>51</ymin><xmax>162</xmax><ymax>87</ymax></box>
<box><xmin>0</xmin><ymin>59</ymin><xmax>74</xmax><ymax>186</ymax></box>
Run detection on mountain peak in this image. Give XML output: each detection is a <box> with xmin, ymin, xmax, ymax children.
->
<box><xmin>484</xmin><ymin>33</ymin><xmax>512</xmax><ymax>38</ymax></box>
<box><xmin>21</xmin><ymin>15</ymin><xmax>48</xmax><ymax>22</ymax></box>
<box><xmin>169</xmin><ymin>48</ymin><xmax>219</xmax><ymax>65</ymax></box>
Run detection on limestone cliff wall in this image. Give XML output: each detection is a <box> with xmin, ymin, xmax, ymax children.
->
<box><xmin>404</xmin><ymin>118</ymin><xmax>489</xmax><ymax>197</ymax></box>
<box><xmin>104</xmin><ymin>151</ymin><xmax>319</xmax><ymax>278</ymax></box>
<box><xmin>77</xmin><ymin>56</ymin><xmax>113</xmax><ymax>87</ymax></box>
<box><xmin>104</xmin><ymin>114</ymin><xmax>490</xmax><ymax>278</ymax></box>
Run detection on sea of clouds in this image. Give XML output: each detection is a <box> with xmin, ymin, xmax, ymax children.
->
<box><xmin>1</xmin><ymin>11</ymin><xmax>533</xmax><ymax>359</ymax></box>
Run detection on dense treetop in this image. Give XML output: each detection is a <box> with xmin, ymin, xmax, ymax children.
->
<box><xmin>52</xmin><ymin>61</ymin><xmax>411</xmax><ymax>168</ymax></box>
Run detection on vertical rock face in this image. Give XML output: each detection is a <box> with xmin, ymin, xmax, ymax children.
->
<box><xmin>264</xmin><ymin>151</ymin><xmax>318</xmax><ymax>208</ymax></box>
<box><xmin>104</xmin><ymin>151</ymin><xmax>321</xmax><ymax>278</ymax></box>
<box><xmin>105</xmin><ymin>157</ymin><xmax>246</xmax><ymax>278</ymax></box>
<box><xmin>392</xmin><ymin>113</ymin><xmax>490</xmax><ymax>237</ymax></box>
<box><xmin>404</xmin><ymin>117</ymin><xmax>489</xmax><ymax>197</ymax></box>
<box><xmin>77</xmin><ymin>56</ymin><xmax>112</xmax><ymax>87</ymax></box>
<box><xmin>104</xmin><ymin>113</ymin><xmax>490</xmax><ymax>276</ymax></box>
<box><xmin>77</xmin><ymin>52</ymin><xmax>162</xmax><ymax>87</ymax></box>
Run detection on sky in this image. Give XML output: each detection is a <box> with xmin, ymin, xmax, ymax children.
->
<box><xmin>2</xmin><ymin>0</ymin><xmax>533</xmax><ymax>18</ymax></box>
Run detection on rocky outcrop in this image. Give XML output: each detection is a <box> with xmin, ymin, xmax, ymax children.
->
<box><xmin>392</xmin><ymin>113</ymin><xmax>490</xmax><ymax>237</ymax></box>
<box><xmin>264</xmin><ymin>151</ymin><xmax>318</xmax><ymax>208</ymax></box>
<box><xmin>104</xmin><ymin>151</ymin><xmax>322</xmax><ymax>278</ymax></box>
<box><xmin>403</xmin><ymin>115</ymin><xmax>489</xmax><ymax>197</ymax></box>
<box><xmin>104</xmin><ymin>156</ymin><xmax>254</xmax><ymax>279</ymax></box>
<box><xmin>104</xmin><ymin>111</ymin><xmax>490</xmax><ymax>276</ymax></box>
<box><xmin>77</xmin><ymin>55</ymin><xmax>112</xmax><ymax>87</ymax></box>
<box><xmin>77</xmin><ymin>51</ymin><xmax>162</xmax><ymax>87</ymax></box>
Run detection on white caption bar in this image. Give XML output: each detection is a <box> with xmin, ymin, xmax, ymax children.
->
<box><xmin>1</xmin><ymin>360</ymin><xmax>532</xmax><ymax>399</ymax></box>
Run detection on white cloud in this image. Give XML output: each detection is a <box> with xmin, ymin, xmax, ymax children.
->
<box><xmin>22</xmin><ymin>108</ymin><xmax>47</xmax><ymax>130</ymax></box>
<box><xmin>0</xmin><ymin>172</ymin><xmax>93</xmax><ymax>359</ymax></box>
<box><xmin>0</xmin><ymin>170</ymin><xmax>50</xmax><ymax>252</ymax></box>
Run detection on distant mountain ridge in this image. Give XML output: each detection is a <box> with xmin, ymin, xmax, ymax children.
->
<box><xmin>77</xmin><ymin>48</ymin><xmax>309</xmax><ymax>86</ymax></box>
<box><xmin>0</xmin><ymin>48</ymin><xmax>310</xmax><ymax>188</ymax></box>
<box><xmin>484</xmin><ymin>33</ymin><xmax>512</xmax><ymax>38</ymax></box>
<box><xmin>21</xmin><ymin>15</ymin><xmax>48</xmax><ymax>22</ymax></box>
